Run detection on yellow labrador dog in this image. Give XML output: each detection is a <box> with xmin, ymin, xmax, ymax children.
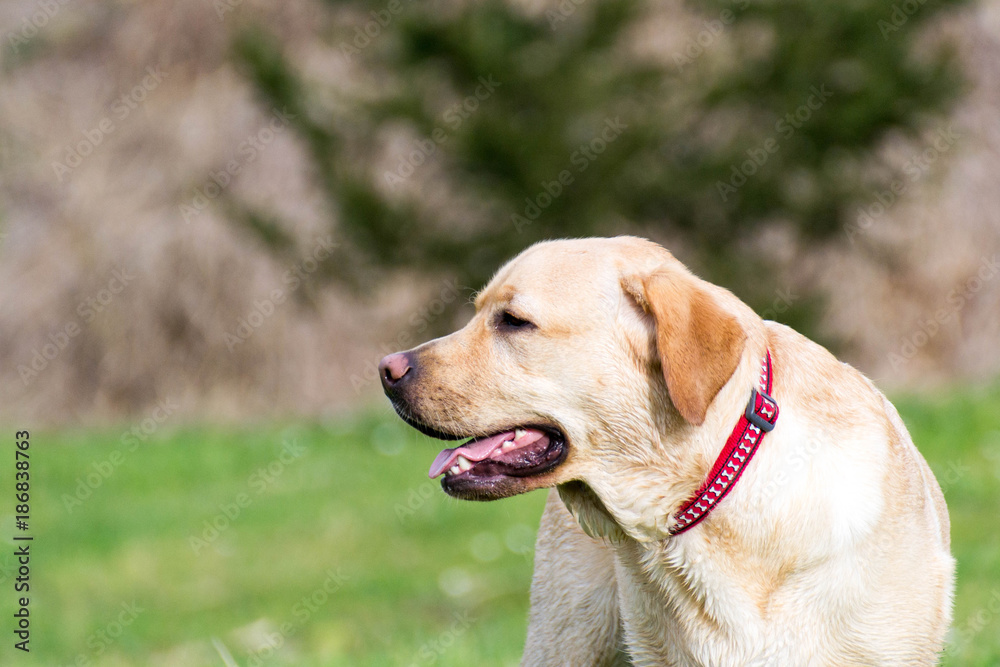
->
<box><xmin>379</xmin><ymin>237</ymin><xmax>954</xmax><ymax>666</ymax></box>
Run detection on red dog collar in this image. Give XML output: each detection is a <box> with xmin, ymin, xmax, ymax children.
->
<box><xmin>670</xmin><ymin>351</ymin><xmax>779</xmax><ymax>535</ymax></box>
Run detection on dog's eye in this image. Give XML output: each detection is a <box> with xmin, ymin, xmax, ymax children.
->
<box><xmin>499</xmin><ymin>310</ymin><xmax>533</xmax><ymax>330</ymax></box>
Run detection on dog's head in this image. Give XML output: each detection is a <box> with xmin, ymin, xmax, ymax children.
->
<box><xmin>380</xmin><ymin>236</ymin><xmax>763</xmax><ymax>536</ymax></box>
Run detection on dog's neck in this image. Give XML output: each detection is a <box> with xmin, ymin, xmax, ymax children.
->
<box><xmin>558</xmin><ymin>345</ymin><xmax>780</xmax><ymax>659</ymax></box>
<box><xmin>562</xmin><ymin>343</ymin><xmax>770</xmax><ymax>544</ymax></box>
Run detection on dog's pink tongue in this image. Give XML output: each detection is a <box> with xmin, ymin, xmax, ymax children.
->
<box><xmin>428</xmin><ymin>428</ymin><xmax>550</xmax><ymax>477</ymax></box>
<box><xmin>428</xmin><ymin>431</ymin><xmax>514</xmax><ymax>478</ymax></box>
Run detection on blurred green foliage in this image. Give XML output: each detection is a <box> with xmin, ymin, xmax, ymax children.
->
<box><xmin>232</xmin><ymin>0</ymin><xmax>966</xmax><ymax>338</ymax></box>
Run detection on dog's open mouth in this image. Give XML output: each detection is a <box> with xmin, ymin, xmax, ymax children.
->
<box><xmin>427</xmin><ymin>426</ymin><xmax>567</xmax><ymax>494</ymax></box>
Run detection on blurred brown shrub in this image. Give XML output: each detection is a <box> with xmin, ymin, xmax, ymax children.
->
<box><xmin>0</xmin><ymin>0</ymin><xmax>998</xmax><ymax>425</ymax></box>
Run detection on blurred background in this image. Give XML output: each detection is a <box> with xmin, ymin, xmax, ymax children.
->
<box><xmin>0</xmin><ymin>0</ymin><xmax>998</xmax><ymax>665</ymax></box>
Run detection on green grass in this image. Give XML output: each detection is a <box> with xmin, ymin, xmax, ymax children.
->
<box><xmin>1</xmin><ymin>386</ymin><xmax>999</xmax><ymax>666</ymax></box>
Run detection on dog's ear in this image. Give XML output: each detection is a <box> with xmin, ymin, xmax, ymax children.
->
<box><xmin>622</xmin><ymin>264</ymin><xmax>746</xmax><ymax>425</ymax></box>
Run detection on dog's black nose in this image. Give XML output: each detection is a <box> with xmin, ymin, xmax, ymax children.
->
<box><xmin>379</xmin><ymin>352</ymin><xmax>413</xmax><ymax>391</ymax></box>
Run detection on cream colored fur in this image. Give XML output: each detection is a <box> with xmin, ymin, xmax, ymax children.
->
<box><xmin>401</xmin><ymin>237</ymin><xmax>954</xmax><ymax>666</ymax></box>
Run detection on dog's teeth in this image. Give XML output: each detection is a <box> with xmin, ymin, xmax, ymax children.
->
<box><xmin>515</xmin><ymin>428</ymin><xmax>527</xmax><ymax>439</ymax></box>
<box><xmin>449</xmin><ymin>465</ymin><xmax>461</xmax><ymax>476</ymax></box>
<box><xmin>457</xmin><ymin>456</ymin><xmax>472</xmax><ymax>472</ymax></box>
<box><xmin>501</xmin><ymin>440</ymin><xmax>516</xmax><ymax>452</ymax></box>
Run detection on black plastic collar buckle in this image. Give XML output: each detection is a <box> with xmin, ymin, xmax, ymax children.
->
<box><xmin>745</xmin><ymin>388</ymin><xmax>779</xmax><ymax>433</ymax></box>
